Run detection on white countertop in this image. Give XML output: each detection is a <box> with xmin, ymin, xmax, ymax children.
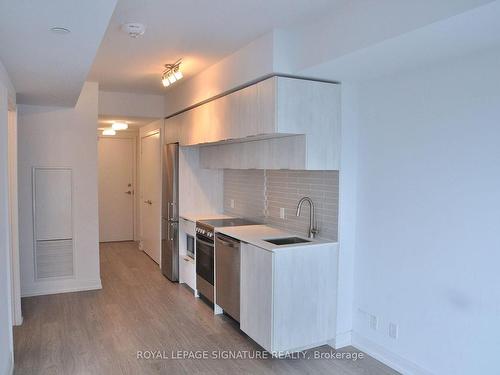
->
<box><xmin>215</xmin><ymin>224</ymin><xmax>336</xmax><ymax>252</ymax></box>
<box><xmin>180</xmin><ymin>213</ymin><xmax>233</xmax><ymax>223</ymax></box>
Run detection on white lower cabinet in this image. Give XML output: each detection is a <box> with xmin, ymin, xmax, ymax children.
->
<box><xmin>240</xmin><ymin>243</ymin><xmax>274</xmax><ymax>351</ymax></box>
<box><xmin>240</xmin><ymin>242</ymin><xmax>338</xmax><ymax>354</ymax></box>
<box><xmin>179</xmin><ymin>218</ymin><xmax>196</xmax><ymax>292</ymax></box>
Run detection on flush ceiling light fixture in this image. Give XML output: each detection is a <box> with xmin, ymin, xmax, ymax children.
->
<box><xmin>162</xmin><ymin>59</ymin><xmax>183</xmax><ymax>87</ymax></box>
<box><xmin>102</xmin><ymin>128</ymin><xmax>116</xmax><ymax>136</ymax></box>
<box><xmin>112</xmin><ymin>122</ymin><xmax>128</xmax><ymax>130</ymax></box>
<box><xmin>50</xmin><ymin>26</ymin><xmax>71</xmax><ymax>34</ymax></box>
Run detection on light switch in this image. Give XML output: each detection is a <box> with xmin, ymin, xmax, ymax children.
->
<box><xmin>280</xmin><ymin>207</ymin><xmax>286</xmax><ymax>219</ymax></box>
<box><xmin>230</xmin><ymin>199</ymin><xmax>235</xmax><ymax>209</ymax></box>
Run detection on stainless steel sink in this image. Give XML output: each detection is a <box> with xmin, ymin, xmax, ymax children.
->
<box><xmin>264</xmin><ymin>237</ymin><xmax>311</xmax><ymax>245</ymax></box>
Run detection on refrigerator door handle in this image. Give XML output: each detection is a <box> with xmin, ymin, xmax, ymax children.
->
<box><xmin>170</xmin><ymin>222</ymin><xmax>176</xmax><ymax>241</ymax></box>
<box><xmin>171</xmin><ymin>202</ymin><xmax>177</xmax><ymax>220</ymax></box>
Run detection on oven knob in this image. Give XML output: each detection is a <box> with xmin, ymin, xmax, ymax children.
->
<box><xmin>207</xmin><ymin>232</ymin><xmax>213</xmax><ymax>238</ymax></box>
<box><xmin>200</xmin><ymin>229</ymin><xmax>206</xmax><ymax>235</ymax></box>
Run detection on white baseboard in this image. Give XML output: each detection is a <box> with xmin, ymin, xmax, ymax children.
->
<box><xmin>21</xmin><ymin>279</ymin><xmax>102</xmax><ymax>297</ymax></box>
<box><xmin>351</xmin><ymin>332</ymin><xmax>433</xmax><ymax>375</ymax></box>
<box><xmin>327</xmin><ymin>330</ymin><xmax>352</xmax><ymax>349</ymax></box>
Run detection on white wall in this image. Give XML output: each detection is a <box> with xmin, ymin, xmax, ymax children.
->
<box><xmin>0</xmin><ymin>59</ymin><xmax>14</xmax><ymax>375</ymax></box>
<box><xmin>288</xmin><ymin>0</ymin><xmax>494</xmax><ymax>73</ymax></box>
<box><xmin>99</xmin><ymin>90</ymin><xmax>164</xmax><ymax>118</ymax></box>
<box><xmin>164</xmin><ymin>31</ymin><xmax>278</xmax><ymax>116</ymax></box>
<box><xmin>178</xmin><ymin>147</ymin><xmax>224</xmax><ymax>217</ymax></box>
<box><xmin>163</xmin><ymin>1</ymin><xmax>495</xmax><ymax>117</ymax></box>
<box><xmin>351</xmin><ymin>49</ymin><xmax>500</xmax><ymax>374</ymax></box>
<box><xmin>332</xmin><ymin>82</ymin><xmax>359</xmax><ymax>348</ymax></box>
<box><xmin>18</xmin><ymin>82</ymin><xmax>102</xmax><ymax>297</ymax></box>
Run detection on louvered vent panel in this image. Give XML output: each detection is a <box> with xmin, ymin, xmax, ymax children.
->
<box><xmin>33</xmin><ymin>167</ymin><xmax>74</xmax><ymax>280</ymax></box>
<box><xmin>35</xmin><ymin>239</ymin><xmax>74</xmax><ymax>279</ymax></box>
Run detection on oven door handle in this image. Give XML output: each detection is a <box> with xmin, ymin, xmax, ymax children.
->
<box><xmin>196</xmin><ymin>237</ymin><xmax>214</xmax><ymax>248</ymax></box>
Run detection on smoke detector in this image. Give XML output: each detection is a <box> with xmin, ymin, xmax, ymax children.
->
<box><xmin>122</xmin><ymin>23</ymin><xmax>146</xmax><ymax>38</ymax></box>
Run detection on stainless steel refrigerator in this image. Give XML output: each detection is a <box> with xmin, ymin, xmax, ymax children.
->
<box><xmin>161</xmin><ymin>143</ymin><xmax>179</xmax><ymax>281</ymax></box>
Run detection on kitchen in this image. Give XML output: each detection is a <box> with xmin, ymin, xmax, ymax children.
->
<box><xmin>4</xmin><ymin>1</ymin><xmax>499</xmax><ymax>374</ymax></box>
<box><xmin>161</xmin><ymin>75</ymin><xmax>341</xmax><ymax>354</ymax></box>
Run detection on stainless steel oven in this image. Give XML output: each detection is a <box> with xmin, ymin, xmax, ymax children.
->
<box><xmin>195</xmin><ymin>218</ymin><xmax>256</xmax><ymax>304</ymax></box>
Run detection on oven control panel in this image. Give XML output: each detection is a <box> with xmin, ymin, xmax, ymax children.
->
<box><xmin>196</xmin><ymin>226</ymin><xmax>213</xmax><ymax>238</ymax></box>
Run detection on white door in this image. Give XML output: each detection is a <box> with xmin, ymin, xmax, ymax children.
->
<box><xmin>98</xmin><ymin>137</ymin><xmax>135</xmax><ymax>242</ymax></box>
<box><xmin>140</xmin><ymin>132</ymin><xmax>161</xmax><ymax>264</ymax></box>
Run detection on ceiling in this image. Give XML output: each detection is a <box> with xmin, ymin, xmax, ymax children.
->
<box><xmin>0</xmin><ymin>0</ymin><xmax>117</xmax><ymax>106</ymax></box>
<box><xmin>98</xmin><ymin>115</ymin><xmax>158</xmax><ymax>130</ymax></box>
<box><xmin>300</xmin><ymin>0</ymin><xmax>500</xmax><ymax>83</ymax></box>
<box><xmin>89</xmin><ymin>0</ymin><xmax>345</xmax><ymax>95</ymax></box>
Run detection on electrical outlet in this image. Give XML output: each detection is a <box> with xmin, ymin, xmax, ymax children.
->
<box><xmin>389</xmin><ymin>323</ymin><xmax>398</xmax><ymax>339</ymax></box>
<box><xmin>280</xmin><ymin>207</ymin><xmax>285</xmax><ymax>219</ymax></box>
<box><xmin>369</xmin><ymin>315</ymin><xmax>378</xmax><ymax>330</ymax></box>
<box><xmin>230</xmin><ymin>199</ymin><xmax>235</xmax><ymax>209</ymax></box>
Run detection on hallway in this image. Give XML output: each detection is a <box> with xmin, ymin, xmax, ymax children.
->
<box><xmin>14</xmin><ymin>242</ymin><xmax>398</xmax><ymax>375</ymax></box>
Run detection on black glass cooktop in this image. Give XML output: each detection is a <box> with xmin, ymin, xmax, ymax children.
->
<box><xmin>198</xmin><ymin>218</ymin><xmax>257</xmax><ymax>228</ymax></box>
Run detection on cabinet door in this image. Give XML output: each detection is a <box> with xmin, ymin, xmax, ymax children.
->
<box><xmin>225</xmin><ymin>89</ymin><xmax>241</xmax><ymax>140</ymax></box>
<box><xmin>240</xmin><ymin>243</ymin><xmax>273</xmax><ymax>352</ymax></box>
<box><xmin>209</xmin><ymin>96</ymin><xmax>228</xmax><ymax>143</ymax></box>
<box><xmin>192</xmin><ymin>103</ymin><xmax>211</xmax><ymax>144</ymax></box>
<box><xmin>256</xmin><ymin>77</ymin><xmax>277</xmax><ymax>135</ymax></box>
<box><xmin>237</xmin><ymin>84</ymin><xmax>257</xmax><ymax>138</ymax></box>
<box><xmin>179</xmin><ymin>110</ymin><xmax>196</xmax><ymax>146</ymax></box>
<box><xmin>164</xmin><ymin>117</ymin><xmax>180</xmax><ymax>144</ymax></box>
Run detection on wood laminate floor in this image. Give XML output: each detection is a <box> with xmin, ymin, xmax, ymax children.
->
<box><xmin>14</xmin><ymin>241</ymin><xmax>399</xmax><ymax>375</ymax></box>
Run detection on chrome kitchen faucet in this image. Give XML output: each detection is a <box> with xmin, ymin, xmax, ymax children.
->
<box><xmin>296</xmin><ymin>197</ymin><xmax>319</xmax><ymax>239</ymax></box>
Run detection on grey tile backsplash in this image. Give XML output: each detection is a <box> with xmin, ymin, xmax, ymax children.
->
<box><xmin>223</xmin><ymin>169</ymin><xmax>266</xmax><ymax>221</ymax></box>
<box><xmin>223</xmin><ymin>169</ymin><xmax>339</xmax><ymax>241</ymax></box>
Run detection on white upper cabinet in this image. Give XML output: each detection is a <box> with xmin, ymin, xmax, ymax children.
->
<box><xmin>164</xmin><ymin>117</ymin><xmax>180</xmax><ymax>144</ymax></box>
<box><xmin>165</xmin><ymin>76</ymin><xmax>341</xmax><ymax>170</ymax></box>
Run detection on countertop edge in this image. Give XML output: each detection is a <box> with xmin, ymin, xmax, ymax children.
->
<box><xmin>215</xmin><ymin>225</ymin><xmax>338</xmax><ymax>253</ymax></box>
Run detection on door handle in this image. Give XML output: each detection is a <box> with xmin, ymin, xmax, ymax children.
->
<box><xmin>216</xmin><ymin>237</ymin><xmax>237</xmax><ymax>248</ymax></box>
<box><xmin>196</xmin><ymin>237</ymin><xmax>214</xmax><ymax>247</ymax></box>
<box><xmin>125</xmin><ymin>190</ymin><xmax>133</xmax><ymax>195</ymax></box>
<box><xmin>144</xmin><ymin>200</ymin><xmax>152</xmax><ymax>205</ymax></box>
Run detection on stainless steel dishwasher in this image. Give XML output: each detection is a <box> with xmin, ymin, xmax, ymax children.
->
<box><xmin>215</xmin><ymin>233</ymin><xmax>241</xmax><ymax>322</ymax></box>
